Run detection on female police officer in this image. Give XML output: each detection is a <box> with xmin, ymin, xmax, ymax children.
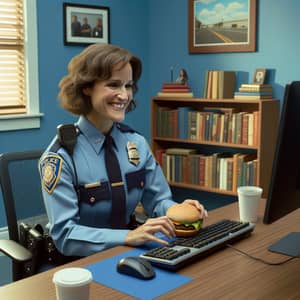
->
<box><xmin>39</xmin><ymin>43</ymin><xmax>207</xmax><ymax>257</ymax></box>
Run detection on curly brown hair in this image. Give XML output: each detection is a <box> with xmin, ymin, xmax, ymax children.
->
<box><xmin>58</xmin><ymin>43</ymin><xmax>142</xmax><ymax>115</ymax></box>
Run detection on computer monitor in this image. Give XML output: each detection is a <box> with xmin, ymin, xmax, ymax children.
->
<box><xmin>263</xmin><ymin>81</ymin><xmax>300</xmax><ymax>257</ymax></box>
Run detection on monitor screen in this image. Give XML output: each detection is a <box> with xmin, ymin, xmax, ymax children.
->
<box><xmin>264</xmin><ymin>81</ymin><xmax>300</xmax><ymax>224</ymax></box>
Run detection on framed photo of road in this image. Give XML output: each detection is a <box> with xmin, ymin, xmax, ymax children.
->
<box><xmin>188</xmin><ymin>0</ymin><xmax>257</xmax><ymax>53</ymax></box>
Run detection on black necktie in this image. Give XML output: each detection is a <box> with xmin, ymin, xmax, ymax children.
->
<box><xmin>104</xmin><ymin>135</ymin><xmax>126</xmax><ymax>228</ymax></box>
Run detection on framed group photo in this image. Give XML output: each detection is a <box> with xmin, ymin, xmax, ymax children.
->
<box><xmin>188</xmin><ymin>0</ymin><xmax>257</xmax><ymax>53</ymax></box>
<box><xmin>63</xmin><ymin>3</ymin><xmax>110</xmax><ymax>46</ymax></box>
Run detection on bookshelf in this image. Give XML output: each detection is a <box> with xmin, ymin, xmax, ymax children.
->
<box><xmin>151</xmin><ymin>97</ymin><xmax>280</xmax><ymax>198</ymax></box>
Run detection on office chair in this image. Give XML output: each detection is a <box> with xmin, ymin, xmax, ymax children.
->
<box><xmin>0</xmin><ymin>148</ymin><xmax>148</xmax><ymax>282</ymax></box>
<box><xmin>0</xmin><ymin>149</ymin><xmax>45</xmax><ymax>281</ymax></box>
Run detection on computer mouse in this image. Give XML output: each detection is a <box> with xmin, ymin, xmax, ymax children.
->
<box><xmin>116</xmin><ymin>256</ymin><xmax>156</xmax><ymax>280</ymax></box>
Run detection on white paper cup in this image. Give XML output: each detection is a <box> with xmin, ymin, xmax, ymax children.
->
<box><xmin>237</xmin><ymin>186</ymin><xmax>263</xmax><ymax>223</ymax></box>
<box><xmin>53</xmin><ymin>267</ymin><xmax>93</xmax><ymax>300</ymax></box>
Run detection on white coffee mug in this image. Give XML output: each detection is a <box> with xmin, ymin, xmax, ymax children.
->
<box><xmin>53</xmin><ymin>267</ymin><xmax>93</xmax><ymax>300</ymax></box>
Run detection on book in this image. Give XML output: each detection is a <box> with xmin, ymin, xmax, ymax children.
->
<box><xmin>196</xmin><ymin>112</ymin><xmax>204</xmax><ymax>140</ymax></box>
<box><xmin>234</xmin><ymin>91</ymin><xmax>273</xmax><ymax>96</ymax></box>
<box><xmin>156</xmin><ymin>107</ymin><xmax>178</xmax><ymax>137</ymax></box>
<box><xmin>241</xmin><ymin>113</ymin><xmax>249</xmax><ymax>145</ymax></box>
<box><xmin>240</xmin><ymin>83</ymin><xmax>272</xmax><ymax>89</ymax></box>
<box><xmin>237</xmin><ymin>153</ymin><xmax>257</xmax><ymax>187</ymax></box>
<box><xmin>161</xmin><ymin>88</ymin><xmax>190</xmax><ymax>93</ymax></box>
<box><xmin>189</xmin><ymin>154</ymin><xmax>200</xmax><ymax>185</ymax></box>
<box><xmin>178</xmin><ymin>107</ymin><xmax>191</xmax><ymax>139</ymax></box>
<box><xmin>239</xmin><ymin>86</ymin><xmax>273</xmax><ymax>92</ymax></box>
<box><xmin>218</xmin><ymin>71</ymin><xmax>236</xmax><ymax>99</ymax></box>
<box><xmin>203</xmin><ymin>70</ymin><xmax>209</xmax><ymax>98</ymax></box>
<box><xmin>198</xmin><ymin>154</ymin><xmax>206</xmax><ymax>186</ymax></box>
<box><xmin>212</xmin><ymin>70</ymin><xmax>219</xmax><ymax>99</ymax></box>
<box><xmin>162</xmin><ymin>82</ymin><xmax>190</xmax><ymax>88</ymax></box>
<box><xmin>203</xmin><ymin>70</ymin><xmax>236</xmax><ymax>99</ymax></box>
<box><xmin>206</xmin><ymin>155</ymin><xmax>213</xmax><ymax>188</ymax></box>
<box><xmin>232</xmin><ymin>153</ymin><xmax>241</xmax><ymax>192</ymax></box>
<box><xmin>157</xmin><ymin>92</ymin><xmax>194</xmax><ymax>98</ymax></box>
<box><xmin>235</xmin><ymin>112</ymin><xmax>245</xmax><ymax>144</ymax></box>
<box><xmin>188</xmin><ymin>110</ymin><xmax>198</xmax><ymax>140</ymax></box>
<box><xmin>247</xmin><ymin>113</ymin><xmax>254</xmax><ymax>146</ymax></box>
<box><xmin>203</xmin><ymin>107</ymin><xmax>238</xmax><ymax>114</ymax></box>
<box><xmin>218</xmin><ymin>152</ymin><xmax>233</xmax><ymax>190</ymax></box>
<box><xmin>169</xmin><ymin>109</ymin><xmax>178</xmax><ymax>138</ymax></box>
<box><xmin>165</xmin><ymin>148</ymin><xmax>197</xmax><ymax>155</ymax></box>
<box><xmin>234</xmin><ymin>94</ymin><xmax>273</xmax><ymax>100</ymax></box>
<box><xmin>211</xmin><ymin>152</ymin><xmax>220</xmax><ymax>188</ymax></box>
<box><xmin>206</xmin><ymin>70</ymin><xmax>213</xmax><ymax>98</ymax></box>
<box><xmin>155</xmin><ymin>149</ymin><xmax>165</xmax><ymax>166</ymax></box>
<box><xmin>226</xmin><ymin>157</ymin><xmax>234</xmax><ymax>191</ymax></box>
<box><xmin>219</xmin><ymin>157</ymin><xmax>227</xmax><ymax>190</ymax></box>
<box><xmin>253</xmin><ymin>111</ymin><xmax>259</xmax><ymax>146</ymax></box>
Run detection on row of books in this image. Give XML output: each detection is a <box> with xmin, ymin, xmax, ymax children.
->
<box><xmin>156</xmin><ymin>148</ymin><xmax>258</xmax><ymax>192</ymax></box>
<box><xmin>203</xmin><ymin>70</ymin><xmax>236</xmax><ymax>99</ymax></box>
<box><xmin>157</xmin><ymin>82</ymin><xmax>194</xmax><ymax>98</ymax></box>
<box><xmin>234</xmin><ymin>83</ymin><xmax>273</xmax><ymax>100</ymax></box>
<box><xmin>155</xmin><ymin>106</ymin><xmax>259</xmax><ymax>146</ymax></box>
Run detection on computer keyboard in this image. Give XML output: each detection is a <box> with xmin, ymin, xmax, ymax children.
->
<box><xmin>140</xmin><ymin>219</ymin><xmax>255</xmax><ymax>270</ymax></box>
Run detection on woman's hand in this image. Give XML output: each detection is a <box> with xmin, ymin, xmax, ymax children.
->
<box><xmin>125</xmin><ymin>216</ymin><xmax>176</xmax><ymax>247</ymax></box>
<box><xmin>182</xmin><ymin>199</ymin><xmax>208</xmax><ymax>219</ymax></box>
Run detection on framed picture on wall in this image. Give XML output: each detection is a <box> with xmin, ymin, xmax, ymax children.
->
<box><xmin>63</xmin><ymin>3</ymin><xmax>110</xmax><ymax>46</ymax></box>
<box><xmin>188</xmin><ymin>0</ymin><xmax>257</xmax><ymax>53</ymax></box>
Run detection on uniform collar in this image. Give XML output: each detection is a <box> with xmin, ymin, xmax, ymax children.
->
<box><xmin>77</xmin><ymin>116</ymin><xmax>120</xmax><ymax>154</ymax></box>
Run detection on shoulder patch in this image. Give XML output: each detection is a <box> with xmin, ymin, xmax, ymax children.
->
<box><xmin>40</xmin><ymin>154</ymin><xmax>63</xmax><ymax>194</ymax></box>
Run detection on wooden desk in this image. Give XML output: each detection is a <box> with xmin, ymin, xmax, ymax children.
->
<box><xmin>1</xmin><ymin>200</ymin><xmax>299</xmax><ymax>300</ymax></box>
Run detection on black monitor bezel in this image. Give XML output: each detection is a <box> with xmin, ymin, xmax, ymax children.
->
<box><xmin>263</xmin><ymin>81</ymin><xmax>300</xmax><ymax>224</ymax></box>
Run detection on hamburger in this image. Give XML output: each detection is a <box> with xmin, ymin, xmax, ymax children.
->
<box><xmin>166</xmin><ymin>203</ymin><xmax>203</xmax><ymax>237</ymax></box>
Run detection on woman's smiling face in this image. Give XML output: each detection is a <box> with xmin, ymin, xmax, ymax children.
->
<box><xmin>85</xmin><ymin>62</ymin><xmax>133</xmax><ymax>134</ymax></box>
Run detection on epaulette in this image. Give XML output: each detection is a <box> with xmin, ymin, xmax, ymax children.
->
<box><xmin>48</xmin><ymin>137</ymin><xmax>61</xmax><ymax>153</ymax></box>
<box><xmin>116</xmin><ymin>123</ymin><xmax>138</xmax><ymax>133</ymax></box>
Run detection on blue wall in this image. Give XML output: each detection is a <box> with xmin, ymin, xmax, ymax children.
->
<box><xmin>148</xmin><ymin>0</ymin><xmax>300</xmax><ymax>102</ymax></box>
<box><xmin>0</xmin><ymin>0</ymin><xmax>149</xmax><ymax>227</ymax></box>
<box><xmin>1</xmin><ymin>0</ymin><xmax>300</xmax><ymax>225</ymax></box>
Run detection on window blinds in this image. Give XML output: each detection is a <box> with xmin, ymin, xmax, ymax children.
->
<box><xmin>0</xmin><ymin>0</ymin><xmax>25</xmax><ymax>115</ymax></box>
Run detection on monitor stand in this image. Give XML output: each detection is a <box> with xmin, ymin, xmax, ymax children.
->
<box><xmin>268</xmin><ymin>232</ymin><xmax>300</xmax><ymax>257</ymax></box>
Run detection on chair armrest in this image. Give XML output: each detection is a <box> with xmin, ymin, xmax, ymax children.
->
<box><xmin>0</xmin><ymin>240</ymin><xmax>32</xmax><ymax>262</ymax></box>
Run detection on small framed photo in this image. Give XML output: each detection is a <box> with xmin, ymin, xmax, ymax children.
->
<box><xmin>253</xmin><ymin>68</ymin><xmax>266</xmax><ymax>84</ymax></box>
<box><xmin>63</xmin><ymin>3</ymin><xmax>110</xmax><ymax>46</ymax></box>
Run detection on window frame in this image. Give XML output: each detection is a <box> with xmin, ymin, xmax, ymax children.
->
<box><xmin>0</xmin><ymin>0</ymin><xmax>43</xmax><ymax>132</ymax></box>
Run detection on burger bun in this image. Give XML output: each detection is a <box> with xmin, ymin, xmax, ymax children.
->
<box><xmin>167</xmin><ymin>203</ymin><xmax>203</xmax><ymax>237</ymax></box>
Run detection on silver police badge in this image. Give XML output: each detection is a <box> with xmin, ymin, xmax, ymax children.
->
<box><xmin>127</xmin><ymin>142</ymin><xmax>140</xmax><ymax>166</ymax></box>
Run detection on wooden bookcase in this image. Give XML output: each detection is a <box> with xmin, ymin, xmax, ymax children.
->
<box><xmin>151</xmin><ymin>97</ymin><xmax>280</xmax><ymax>198</ymax></box>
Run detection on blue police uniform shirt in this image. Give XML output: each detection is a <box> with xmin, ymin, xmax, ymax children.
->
<box><xmin>39</xmin><ymin>116</ymin><xmax>176</xmax><ymax>257</ymax></box>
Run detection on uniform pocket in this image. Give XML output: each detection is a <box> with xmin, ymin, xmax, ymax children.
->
<box><xmin>125</xmin><ymin>168</ymin><xmax>146</xmax><ymax>192</ymax></box>
<box><xmin>77</xmin><ymin>182</ymin><xmax>110</xmax><ymax>205</ymax></box>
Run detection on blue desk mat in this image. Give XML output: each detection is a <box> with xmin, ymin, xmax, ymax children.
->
<box><xmin>85</xmin><ymin>247</ymin><xmax>192</xmax><ymax>300</ymax></box>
